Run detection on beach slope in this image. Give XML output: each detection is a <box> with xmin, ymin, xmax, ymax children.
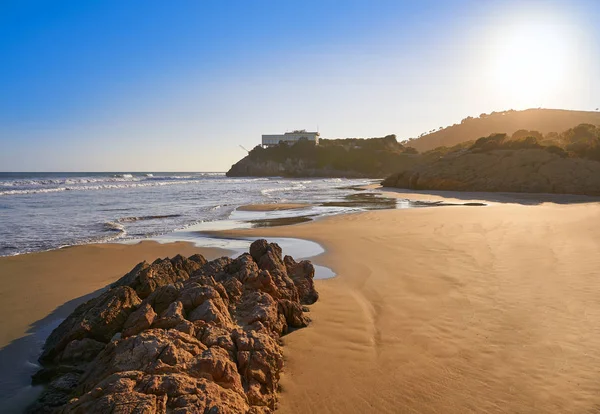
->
<box><xmin>219</xmin><ymin>201</ymin><xmax>600</xmax><ymax>413</ymax></box>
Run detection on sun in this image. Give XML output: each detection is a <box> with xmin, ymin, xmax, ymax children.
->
<box><xmin>484</xmin><ymin>19</ymin><xmax>574</xmax><ymax>108</ymax></box>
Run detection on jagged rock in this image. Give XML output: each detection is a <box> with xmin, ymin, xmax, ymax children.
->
<box><xmin>122</xmin><ymin>302</ymin><xmax>157</xmax><ymax>337</ymax></box>
<box><xmin>152</xmin><ymin>300</ymin><xmax>186</xmax><ymax>329</ymax></box>
<box><xmin>30</xmin><ymin>240</ymin><xmax>318</xmax><ymax>413</ymax></box>
<box><xmin>178</xmin><ymin>283</ymin><xmax>223</xmax><ymax>312</ymax></box>
<box><xmin>284</xmin><ymin>255</ymin><xmax>319</xmax><ymax>304</ymax></box>
<box><xmin>58</xmin><ymin>338</ymin><xmax>107</xmax><ymax>364</ymax></box>
<box><xmin>233</xmin><ymin>329</ymin><xmax>284</xmax><ymax>409</ymax></box>
<box><xmin>278</xmin><ymin>299</ymin><xmax>310</xmax><ymax>329</ymax></box>
<box><xmin>143</xmin><ymin>283</ymin><xmax>181</xmax><ymax>315</ymax></box>
<box><xmin>171</xmin><ymin>253</ymin><xmax>203</xmax><ymax>276</ymax></box>
<box><xmin>40</xmin><ymin>286</ymin><xmax>141</xmax><ymax>363</ymax></box>
<box><xmin>188</xmin><ymin>298</ymin><xmax>233</xmax><ymax>328</ymax></box>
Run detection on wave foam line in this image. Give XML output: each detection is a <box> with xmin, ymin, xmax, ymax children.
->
<box><xmin>0</xmin><ymin>180</ymin><xmax>204</xmax><ymax>196</ymax></box>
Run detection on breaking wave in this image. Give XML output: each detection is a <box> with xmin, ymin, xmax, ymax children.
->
<box><xmin>104</xmin><ymin>221</ymin><xmax>126</xmax><ymax>234</ymax></box>
<box><xmin>261</xmin><ymin>184</ymin><xmax>307</xmax><ymax>196</ymax></box>
<box><xmin>116</xmin><ymin>214</ymin><xmax>182</xmax><ymax>223</ymax></box>
<box><xmin>0</xmin><ymin>180</ymin><xmax>204</xmax><ymax>196</ymax></box>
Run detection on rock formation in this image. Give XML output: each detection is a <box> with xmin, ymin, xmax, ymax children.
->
<box><xmin>226</xmin><ymin>156</ymin><xmax>374</xmax><ymax>178</ymax></box>
<box><xmin>382</xmin><ymin>148</ymin><xmax>600</xmax><ymax>196</ymax></box>
<box><xmin>29</xmin><ymin>240</ymin><xmax>318</xmax><ymax>413</ymax></box>
<box><xmin>226</xmin><ymin>136</ymin><xmax>418</xmax><ymax>178</ymax></box>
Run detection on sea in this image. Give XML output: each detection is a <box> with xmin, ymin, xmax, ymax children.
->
<box><xmin>0</xmin><ymin>172</ymin><xmax>408</xmax><ymax>257</ymax></box>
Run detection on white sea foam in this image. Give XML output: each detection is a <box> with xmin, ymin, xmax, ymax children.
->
<box><xmin>0</xmin><ymin>179</ymin><xmax>207</xmax><ymax>196</ymax></box>
<box><xmin>261</xmin><ymin>184</ymin><xmax>306</xmax><ymax>196</ymax></box>
<box><xmin>104</xmin><ymin>221</ymin><xmax>126</xmax><ymax>233</ymax></box>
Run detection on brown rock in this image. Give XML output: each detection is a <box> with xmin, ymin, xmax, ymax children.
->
<box><xmin>122</xmin><ymin>303</ymin><xmax>156</xmax><ymax>338</ymax></box>
<box><xmin>32</xmin><ymin>241</ymin><xmax>318</xmax><ymax>413</ymax></box>
<box><xmin>284</xmin><ymin>255</ymin><xmax>318</xmax><ymax>304</ymax></box>
<box><xmin>58</xmin><ymin>338</ymin><xmax>106</xmax><ymax>364</ymax></box>
<box><xmin>152</xmin><ymin>301</ymin><xmax>186</xmax><ymax>329</ymax></box>
<box><xmin>40</xmin><ymin>286</ymin><xmax>141</xmax><ymax>363</ymax></box>
<box><xmin>188</xmin><ymin>298</ymin><xmax>233</xmax><ymax>328</ymax></box>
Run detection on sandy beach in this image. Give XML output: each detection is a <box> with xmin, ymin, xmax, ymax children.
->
<box><xmin>0</xmin><ymin>241</ymin><xmax>228</xmax><ymax>349</ymax></box>
<box><xmin>3</xmin><ymin>192</ymin><xmax>600</xmax><ymax>412</ymax></box>
<box><xmin>217</xmin><ymin>194</ymin><xmax>600</xmax><ymax>413</ymax></box>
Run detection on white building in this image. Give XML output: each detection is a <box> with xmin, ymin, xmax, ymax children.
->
<box><xmin>262</xmin><ymin>130</ymin><xmax>320</xmax><ymax>147</ymax></box>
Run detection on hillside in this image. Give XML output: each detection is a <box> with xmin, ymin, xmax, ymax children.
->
<box><xmin>227</xmin><ymin>135</ymin><xmax>418</xmax><ymax>178</ymax></box>
<box><xmin>406</xmin><ymin>108</ymin><xmax>600</xmax><ymax>152</ymax></box>
<box><xmin>383</xmin><ymin>124</ymin><xmax>600</xmax><ymax>196</ymax></box>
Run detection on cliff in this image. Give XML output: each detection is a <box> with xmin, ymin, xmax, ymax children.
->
<box><xmin>227</xmin><ymin>135</ymin><xmax>419</xmax><ymax>178</ymax></box>
<box><xmin>383</xmin><ymin>149</ymin><xmax>600</xmax><ymax>195</ymax></box>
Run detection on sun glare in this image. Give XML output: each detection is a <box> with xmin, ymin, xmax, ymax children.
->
<box><xmin>485</xmin><ymin>19</ymin><xmax>575</xmax><ymax>108</ymax></box>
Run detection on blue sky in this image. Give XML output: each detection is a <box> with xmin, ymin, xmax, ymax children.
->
<box><xmin>1</xmin><ymin>0</ymin><xmax>599</xmax><ymax>171</ymax></box>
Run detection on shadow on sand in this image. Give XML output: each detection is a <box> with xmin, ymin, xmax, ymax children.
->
<box><xmin>380</xmin><ymin>186</ymin><xmax>600</xmax><ymax>206</ymax></box>
<box><xmin>0</xmin><ymin>287</ymin><xmax>107</xmax><ymax>413</ymax></box>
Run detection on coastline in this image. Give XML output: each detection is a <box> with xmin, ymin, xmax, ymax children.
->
<box><xmin>5</xmin><ymin>191</ymin><xmax>600</xmax><ymax>412</ymax></box>
<box><xmin>213</xmin><ymin>197</ymin><xmax>600</xmax><ymax>413</ymax></box>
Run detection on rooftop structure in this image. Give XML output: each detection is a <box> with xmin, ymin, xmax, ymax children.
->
<box><xmin>262</xmin><ymin>130</ymin><xmax>320</xmax><ymax>147</ymax></box>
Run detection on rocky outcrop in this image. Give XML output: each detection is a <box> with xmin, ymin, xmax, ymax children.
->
<box><xmin>29</xmin><ymin>240</ymin><xmax>318</xmax><ymax>414</ymax></box>
<box><xmin>382</xmin><ymin>149</ymin><xmax>600</xmax><ymax>196</ymax></box>
<box><xmin>226</xmin><ymin>137</ymin><xmax>419</xmax><ymax>178</ymax></box>
<box><xmin>226</xmin><ymin>156</ymin><xmax>373</xmax><ymax>178</ymax></box>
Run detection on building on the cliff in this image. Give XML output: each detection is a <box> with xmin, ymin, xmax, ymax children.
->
<box><xmin>261</xmin><ymin>130</ymin><xmax>320</xmax><ymax>147</ymax></box>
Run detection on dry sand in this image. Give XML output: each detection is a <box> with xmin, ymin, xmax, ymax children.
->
<box><xmin>237</xmin><ymin>203</ymin><xmax>310</xmax><ymax>211</ymax></box>
<box><xmin>0</xmin><ymin>241</ymin><xmax>228</xmax><ymax>349</ymax></box>
<box><xmin>218</xmin><ymin>200</ymin><xmax>600</xmax><ymax>413</ymax></box>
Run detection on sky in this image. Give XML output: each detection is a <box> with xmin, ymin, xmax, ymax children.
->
<box><xmin>1</xmin><ymin>0</ymin><xmax>599</xmax><ymax>172</ymax></box>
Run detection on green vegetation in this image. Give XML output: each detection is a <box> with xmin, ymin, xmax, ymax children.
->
<box><xmin>243</xmin><ymin>135</ymin><xmax>419</xmax><ymax>176</ymax></box>
<box><xmin>422</xmin><ymin>123</ymin><xmax>600</xmax><ymax>161</ymax></box>
<box><xmin>229</xmin><ymin>123</ymin><xmax>600</xmax><ymax>179</ymax></box>
<box><xmin>405</xmin><ymin>108</ymin><xmax>600</xmax><ymax>152</ymax></box>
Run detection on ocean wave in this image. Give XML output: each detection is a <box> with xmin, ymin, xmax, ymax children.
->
<box><xmin>0</xmin><ymin>176</ymin><xmax>144</xmax><ymax>187</ymax></box>
<box><xmin>116</xmin><ymin>214</ymin><xmax>182</xmax><ymax>223</ymax></box>
<box><xmin>104</xmin><ymin>221</ymin><xmax>126</xmax><ymax>233</ymax></box>
<box><xmin>0</xmin><ymin>173</ymin><xmax>228</xmax><ymax>189</ymax></box>
<box><xmin>261</xmin><ymin>184</ymin><xmax>306</xmax><ymax>196</ymax></box>
<box><xmin>0</xmin><ymin>180</ymin><xmax>204</xmax><ymax>196</ymax></box>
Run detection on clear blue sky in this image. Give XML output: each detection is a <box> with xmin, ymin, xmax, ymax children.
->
<box><xmin>1</xmin><ymin>0</ymin><xmax>599</xmax><ymax>171</ymax></box>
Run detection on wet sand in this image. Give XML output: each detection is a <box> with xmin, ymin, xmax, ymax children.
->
<box><xmin>0</xmin><ymin>241</ymin><xmax>228</xmax><ymax>349</ymax></box>
<box><xmin>217</xmin><ymin>200</ymin><xmax>600</xmax><ymax>413</ymax></box>
<box><xmin>237</xmin><ymin>203</ymin><xmax>310</xmax><ymax>211</ymax></box>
